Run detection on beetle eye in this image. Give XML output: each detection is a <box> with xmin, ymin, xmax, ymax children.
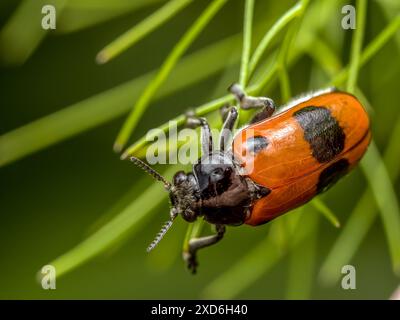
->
<box><xmin>212</xmin><ymin>168</ymin><xmax>224</xmax><ymax>176</ymax></box>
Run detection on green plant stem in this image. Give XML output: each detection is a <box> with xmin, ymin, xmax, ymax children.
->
<box><xmin>286</xmin><ymin>213</ymin><xmax>319</xmax><ymax>299</ymax></box>
<box><xmin>346</xmin><ymin>0</ymin><xmax>367</xmax><ymax>93</ymax></box>
<box><xmin>277</xmin><ymin>24</ymin><xmax>297</xmax><ymax>101</ymax></box>
<box><xmin>113</xmin><ymin>0</ymin><xmax>227</xmax><ymax>152</ymax></box>
<box><xmin>305</xmin><ymin>37</ymin><xmax>342</xmax><ymax>77</ymax></box>
<box><xmin>333</xmin><ymin>14</ymin><xmax>400</xmax><ymax>86</ymax></box>
<box><xmin>343</xmin><ymin>0</ymin><xmax>400</xmax><ymax>274</ymax></box>
<box><xmin>96</xmin><ymin>0</ymin><xmax>192</xmax><ymax>64</ymax></box>
<box><xmin>239</xmin><ymin>0</ymin><xmax>254</xmax><ymax>87</ymax></box>
<box><xmin>48</xmin><ymin>166</ymin><xmax>181</xmax><ymax>278</ymax></box>
<box><xmin>202</xmin><ymin>218</ymin><xmax>288</xmax><ymax>299</ymax></box>
<box><xmin>58</xmin><ymin>0</ymin><xmax>165</xmax><ymax>33</ymax></box>
<box><xmin>276</xmin><ymin>0</ymin><xmax>309</xmax><ymax>102</ymax></box>
<box><xmin>121</xmin><ymin>62</ymin><xmax>279</xmax><ymax>159</ymax></box>
<box><xmin>182</xmin><ymin>219</ymin><xmax>205</xmax><ymax>253</ymax></box>
<box><xmin>0</xmin><ymin>0</ymin><xmax>67</xmax><ymax>66</ymax></box>
<box><xmin>320</xmin><ymin>116</ymin><xmax>400</xmax><ymax>284</ymax></box>
<box><xmin>249</xmin><ymin>0</ymin><xmax>304</xmax><ymax>77</ymax></box>
<box><xmin>0</xmin><ymin>33</ymin><xmax>241</xmax><ymax>168</ymax></box>
<box><xmin>124</xmin><ymin>15</ymin><xmax>400</xmax><ymax>159</ymax></box>
<box><xmin>203</xmin><ymin>209</ymin><xmax>317</xmax><ymax>299</ymax></box>
<box><xmin>361</xmin><ymin>143</ymin><xmax>400</xmax><ymax>273</ymax></box>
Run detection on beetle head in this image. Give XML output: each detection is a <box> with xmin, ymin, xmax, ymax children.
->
<box><xmin>129</xmin><ymin>156</ymin><xmax>199</xmax><ymax>252</ymax></box>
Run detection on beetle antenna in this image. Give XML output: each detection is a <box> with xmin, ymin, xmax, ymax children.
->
<box><xmin>130</xmin><ymin>156</ymin><xmax>171</xmax><ymax>189</ymax></box>
<box><xmin>147</xmin><ymin>209</ymin><xmax>178</xmax><ymax>252</ymax></box>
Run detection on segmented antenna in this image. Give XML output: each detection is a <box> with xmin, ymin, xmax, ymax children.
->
<box><xmin>146</xmin><ymin>220</ymin><xmax>173</xmax><ymax>252</ymax></box>
<box><xmin>130</xmin><ymin>156</ymin><xmax>171</xmax><ymax>189</ymax></box>
<box><xmin>147</xmin><ymin>209</ymin><xmax>178</xmax><ymax>252</ymax></box>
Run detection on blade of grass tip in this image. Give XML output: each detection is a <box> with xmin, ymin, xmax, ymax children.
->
<box><xmin>332</xmin><ymin>14</ymin><xmax>400</xmax><ymax>87</ymax></box>
<box><xmin>120</xmin><ymin>94</ymin><xmax>232</xmax><ymax>159</ymax></box>
<box><xmin>46</xmin><ymin>165</ymin><xmax>181</xmax><ymax>278</ymax></box>
<box><xmin>127</xmin><ymin>4</ymin><xmax>338</xmax><ymax>158</ymax></box>
<box><xmin>0</xmin><ymin>33</ymin><xmax>241</xmax><ymax>168</ymax></box>
<box><xmin>126</xmin><ymin>5</ymin><xmax>331</xmax><ymax>158</ymax></box>
<box><xmin>113</xmin><ymin>0</ymin><xmax>228</xmax><ymax>153</ymax></box>
<box><xmin>248</xmin><ymin>0</ymin><xmax>304</xmax><ymax>77</ymax></box>
<box><xmin>0</xmin><ymin>0</ymin><xmax>67</xmax><ymax>65</ymax></box>
<box><xmin>320</xmin><ymin>117</ymin><xmax>400</xmax><ymax>284</ymax></box>
<box><xmin>96</xmin><ymin>0</ymin><xmax>193</xmax><ymax>64</ymax></box>
<box><xmin>126</xmin><ymin>41</ymin><xmax>304</xmax><ymax>159</ymax></box>
<box><xmin>286</xmin><ymin>212</ymin><xmax>319</xmax><ymax>299</ymax></box>
<box><xmin>346</xmin><ymin>0</ymin><xmax>367</xmax><ymax>93</ymax></box>
<box><xmin>311</xmin><ymin>197</ymin><xmax>341</xmax><ymax>228</ymax></box>
<box><xmin>360</xmin><ymin>142</ymin><xmax>400</xmax><ymax>274</ymax></box>
<box><xmin>122</xmin><ymin>60</ymin><xmax>279</xmax><ymax>159</ymax></box>
<box><xmin>239</xmin><ymin>0</ymin><xmax>254</xmax><ymax>87</ymax></box>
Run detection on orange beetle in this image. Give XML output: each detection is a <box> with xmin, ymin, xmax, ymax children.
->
<box><xmin>233</xmin><ymin>89</ymin><xmax>371</xmax><ymax>226</ymax></box>
<box><xmin>129</xmin><ymin>85</ymin><xmax>370</xmax><ymax>273</ymax></box>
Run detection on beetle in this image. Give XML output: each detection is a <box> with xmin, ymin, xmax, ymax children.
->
<box><xmin>129</xmin><ymin>84</ymin><xmax>371</xmax><ymax>273</ymax></box>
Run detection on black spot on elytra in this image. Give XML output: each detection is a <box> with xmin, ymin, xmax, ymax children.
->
<box><xmin>246</xmin><ymin>135</ymin><xmax>269</xmax><ymax>155</ymax></box>
<box><xmin>317</xmin><ymin>158</ymin><xmax>350</xmax><ymax>194</ymax></box>
<box><xmin>294</xmin><ymin>106</ymin><xmax>345</xmax><ymax>163</ymax></box>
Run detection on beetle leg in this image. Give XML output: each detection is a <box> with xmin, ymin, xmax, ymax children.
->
<box><xmin>219</xmin><ymin>104</ymin><xmax>231</xmax><ymax>123</ymax></box>
<box><xmin>183</xmin><ymin>224</ymin><xmax>225</xmax><ymax>274</ymax></box>
<box><xmin>219</xmin><ymin>107</ymin><xmax>238</xmax><ymax>151</ymax></box>
<box><xmin>185</xmin><ymin>111</ymin><xmax>213</xmax><ymax>155</ymax></box>
<box><xmin>229</xmin><ymin>83</ymin><xmax>275</xmax><ymax>123</ymax></box>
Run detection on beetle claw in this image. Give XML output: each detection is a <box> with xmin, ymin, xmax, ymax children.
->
<box><xmin>183</xmin><ymin>251</ymin><xmax>198</xmax><ymax>274</ymax></box>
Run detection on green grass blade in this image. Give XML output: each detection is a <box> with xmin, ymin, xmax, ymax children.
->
<box><xmin>58</xmin><ymin>0</ymin><xmax>165</xmax><ymax>33</ymax></box>
<box><xmin>360</xmin><ymin>142</ymin><xmax>400</xmax><ymax>273</ymax></box>
<box><xmin>320</xmin><ymin>117</ymin><xmax>400</xmax><ymax>284</ymax></box>
<box><xmin>277</xmin><ymin>25</ymin><xmax>296</xmax><ymax>101</ymax></box>
<box><xmin>286</xmin><ymin>213</ymin><xmax>319</xmax><ymax>299</ymax></box>
<box><xmin>333</xmin><ymin>14</ymin><xmax>400</xmax><ymax>86</ymax></box>
<box><xmin>319</xmin><ymin>189</ymin><xmax>376</xmax><ymax>285</ymax></box>
<box><xmin>248</xmin><ymin>0</ymin><xmax>304</xmax><ymax>76</ymax></box>
<box><xmin>239</xmin><ymin>0</ymin><xmax>254</xmax><ymax>87</ymax></box>
<box><xmin>47</xmin><ymin>166</ymin><xmax>180</xmax><ymax>278</ymax></box>
<box><xmin>276</xmin><ymin>0</ymin><xmax>309</xmax><ymax>102</ymax></box>
<box><xmin>305</xmin><ymin>37</ymin><xmax>342</xmax><ymax>77</ymax></box>
<box><xmin>203</xmin><ymin>209</ymin><xmax>314</xmax><ymax>299</ymax></box>
<box><xmin>121</xmin><ymin>59</ymin><xmax>281</xmax><ymax>158</ymax></box>
<box><xmin>201</xmin><ymin>220</ymin><xmax>287</xmax><ymax>299</ymax></box>
<box><xmin>311</xmin><ymin>197</ymin><xmax>341</xmax><ymax>228</ymax></box>
<box><xmin>66</xmin><ymin>0</ymin><xmax>165</xmax><ymax>9</ymax></box>
<box><xmin>113</xmin><ymin>0</ymin><xmax>227</xmax><ymax>152</ymax></box>
<box><xmin>346</xmin><ymin>0</ymin><xmax>367</xmax><ymax>93</ymax></box>
<box><xmin>96</xmin><ymin>0</ymin><xmax>192</xmax><ymax>64</ymax></box>
<box><xmin>343</xmin><ymin>0</ymin><xmax>400</xmax><ymax>275</ymax></box>
<box><xmin>0</xmin><ymin>33</ymin><xmax>240</xmax><ymax>168</ymax></box>
<box><xmin>0</xmin><ymin>0</ymin><xmax>67</xmax><ymax>65</ymax></box>
<box><xmin>182</xmin><ymin>219</ymin><xmax>205</xmax><ymax>254</ymax></box>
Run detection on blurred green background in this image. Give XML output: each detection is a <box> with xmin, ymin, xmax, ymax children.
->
<box><xmin>0</xmin><ymin>0</ymin><xmax>399</xmax><ymax>299</ymax></box>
